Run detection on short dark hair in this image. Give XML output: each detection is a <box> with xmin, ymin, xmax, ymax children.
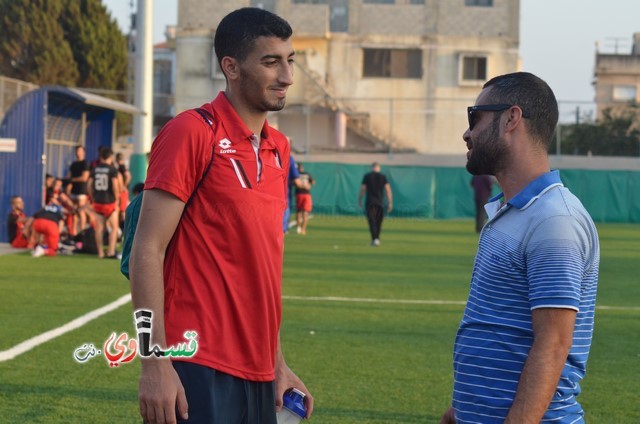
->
<box><xmin>214</xmin><ymin>8</ymin><xmax>292</xmax><ymax>70</ymax></box>
<box><xmin>99</xmin><ymin>147</ymin><xmax>113</xmax><ymax>160</ymax></box>
<box><xmin>483</xmin><ymin>72</ymin><xmax>558</xmax><ymax>148</ymax></box>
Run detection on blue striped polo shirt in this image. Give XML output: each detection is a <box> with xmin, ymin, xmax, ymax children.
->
<box><xmin>452</xmin><ymin>170</ymin><xmax>600</xmax><ymax>423</ymax></box>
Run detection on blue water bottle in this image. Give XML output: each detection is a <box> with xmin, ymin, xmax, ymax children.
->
<box><xmin>276</xmin><ymin>388</ymin><xmax>307</xmax><ymax>423</ymax></box>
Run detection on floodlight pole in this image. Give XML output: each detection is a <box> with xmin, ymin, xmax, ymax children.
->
<box><xmin>130</xmin><ymin>0</ymin><xmax>154</xmax><ymax>189</ymax></box>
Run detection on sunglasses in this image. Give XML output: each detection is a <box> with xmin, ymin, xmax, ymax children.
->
<box><xmin>467</xmin><ymin>104</ymin><xmax>530</xmax><ymax>131</ymax></box>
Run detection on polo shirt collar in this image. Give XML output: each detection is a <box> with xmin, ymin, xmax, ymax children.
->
<box><xmin>489</xmin><ymin>170</ymin><xmax>563</xmax><ymax>211</ymax></box>
<box><xmin>211</xmin><ymin>92</ymin><xmax>276</xmax><ymax>149</ymax></box>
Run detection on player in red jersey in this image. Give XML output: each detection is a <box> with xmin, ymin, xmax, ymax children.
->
<box><xmin>130</xmin><ymin>8</ymin><xmax>313</xmax><ymax>424</ymax></box>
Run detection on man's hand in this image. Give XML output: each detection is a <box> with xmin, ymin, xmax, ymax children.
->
<box><xmin>275</xmin><ymin>360</ymin><xmax>314</xmax><ymax>419</ymax></box>
<box><xmin>138</xmin><ymin>360</ymin><xmax>188</xmax><ymax>424</ymax></box>
<box><xmin>439</xmin><ymin>407</ymin><xmax>456</xmax><ymax>424</ymax></box>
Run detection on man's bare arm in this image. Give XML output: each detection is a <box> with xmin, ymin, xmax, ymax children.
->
<box><xmin>505</xmin><ymin>308</ymin><xmax>575</xmax><ymax>423</ymax></box>
<box><xmin>358</xmin><ymin>184</ymin><xmax>366</xmax><ymax>208</ymax></box>
<box><xmin>385</xmin><ymin>183</ymin><xmax>393</xmax><ymax>213</ymax></box>
<box><xmin>130</xmin><ymin>189</ymin><xmax>188</xmax><ymax>424</ymax></box>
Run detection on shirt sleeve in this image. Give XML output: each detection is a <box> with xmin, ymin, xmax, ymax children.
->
<box><xmin>525</xmin><ymin>215</ymin><xmax>593</xmax><ymax>311</ymax></box>
<box><xmin>145</xmin><ymin>111</ymin><xmax>213</xmax><ymax>203</ymax></box>
<box><xmin>288</xmin><ymin>156</ymin><xmax>300</xmax><ymax>180</ymax></box>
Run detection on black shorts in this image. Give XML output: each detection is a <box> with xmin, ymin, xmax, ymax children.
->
<box><xmin>172</xmin><ymin>361</ymin><xmax>277</xmax><ymax>424</ymax></box>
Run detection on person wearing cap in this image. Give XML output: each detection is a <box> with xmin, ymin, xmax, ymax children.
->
<box><xmin>130</xmin><ymin>8</ymin><xmax>313</xmax><ymax>424</ymax></box>
<box><xmin>440</xmin><ymin>72</ymin><xmax>600</xmax><ymax>423</ymax></box>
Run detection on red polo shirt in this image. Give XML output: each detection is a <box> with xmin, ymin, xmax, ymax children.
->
<box><xmin>145</xmin><ymin>92</ymin><xmax>289</xmax><ymax>381</ymax></box>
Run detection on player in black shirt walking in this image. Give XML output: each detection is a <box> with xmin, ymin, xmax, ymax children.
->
<box><xmin>358</xmin><ymin>162</ymin><xmax>393</xmax><ymax>246</ymax></box>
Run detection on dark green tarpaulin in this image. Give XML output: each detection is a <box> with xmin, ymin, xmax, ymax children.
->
<box><xmin>293</xmin><ymin>162</ymin><xmax>640</xmax><ymax>223</ymax></box>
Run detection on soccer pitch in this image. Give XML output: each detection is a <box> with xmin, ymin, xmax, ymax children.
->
<box><xmin>1</xmin><ymin>217</ymin><xmax>638</xmax><ymax>423</ymax></box>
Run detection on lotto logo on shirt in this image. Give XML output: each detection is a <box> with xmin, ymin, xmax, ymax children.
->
<box><xmin>219</xmin><ymin>138</ymin><xmax>236</xmax><ymax>154</ymax></box>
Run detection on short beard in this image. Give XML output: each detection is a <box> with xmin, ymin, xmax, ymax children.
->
<box><xmin>263</xmin><ymin>97</ymin><xmax>286</xmax><ymax>112</ymax></box>
<box><xmin>466</xmin><ymin>116</ymin><xmax>508</xmax><ymax>176</ymax></box>
<box><xmin>238</xmin><ymin>68</ymin><xmax>287</xmax><ymax>113</ymax></box>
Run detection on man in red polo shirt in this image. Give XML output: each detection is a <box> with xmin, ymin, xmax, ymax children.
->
<box><xmin>130</xmin><ymin>8</ymin><xmax>313</xmax><ymax>424</ymax></box>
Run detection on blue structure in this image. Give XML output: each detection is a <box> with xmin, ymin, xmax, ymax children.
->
<box><xmin>0</xmin><ymin>86</ymin><xmax>141</xmax><ymax>242</ymax></box>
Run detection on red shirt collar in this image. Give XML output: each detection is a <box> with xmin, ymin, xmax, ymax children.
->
<box><xmin>210</xmin><ymin>92</ymin><xmax>277</xmax><ymax>150</ymax></box>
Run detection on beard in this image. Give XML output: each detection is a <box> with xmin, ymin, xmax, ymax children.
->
<box><xmin>238</xmin><ymin>68</ymin><xmax>287</xmax><ymax>113</ymax></box>
<box><xmin>466</xmin><ymin>117</ymin><xmax>508</xmax><ymax>176</ymax></box>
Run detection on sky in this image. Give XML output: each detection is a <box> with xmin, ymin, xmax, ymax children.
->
<box><xmin>103</xmin><ymin>0</ymin><xmax>640</xmax><ymax>123</ymax></box>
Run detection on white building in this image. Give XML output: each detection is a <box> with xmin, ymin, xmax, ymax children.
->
<box><xmin>173</xmin><ymin>0</ymin><xmax>521</xmax><ymax>154</ymax></box>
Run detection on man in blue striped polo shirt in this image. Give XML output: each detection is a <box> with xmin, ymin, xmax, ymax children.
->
<box><xmin>441</xmin><ymin>72</ymin><xmax>600</xmax><ymax>423</ymax></box>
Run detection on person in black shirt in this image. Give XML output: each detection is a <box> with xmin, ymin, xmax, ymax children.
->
<box><xmin>358</xmin><ymin>162</ymin><xmax>393</xmax><ymax>246</ymax></box>
<box><xmin>66</xmin><ymin>145</ymin><xmax>90</xmax><ymax>235</ymax></box>
<box><xmin>88</xmin><ymin>147</ymin><xmax>120</xmax><ymax>258</ymax></box>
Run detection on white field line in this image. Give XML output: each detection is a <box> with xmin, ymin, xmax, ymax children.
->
<box><xmin>1</xmin><ymin>293</ymin><xmax>637</xmax><ymax>363</ymax></box>
<box><xmin>0</xmin><ymin>293</ymin><xmax>131</xmax><ymax>362</ymax></box>
<box><xmin>283</xmin><ymin>295</ymin><xmax>640</xmax><ymax>312</ymax></box>
<box><xmin>283</xmin><ymin>295</ymin><xmax>467</xmax><ymax>306</ymax></box>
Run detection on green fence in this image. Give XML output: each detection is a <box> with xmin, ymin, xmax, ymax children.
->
<box><xmin>299</xmin><ymin>162</ymin><xmax>640</xmax><ymax>223</ymax></box>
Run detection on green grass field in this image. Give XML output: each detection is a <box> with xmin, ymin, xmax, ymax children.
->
<box><xmin>1</xmin><ymin>217</ymin><xmax>639</xmax><ymax>423</ymax></box>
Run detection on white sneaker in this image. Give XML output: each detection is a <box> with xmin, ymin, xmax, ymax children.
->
<box><xmin>31</xmin><ymin>245</ymin><xmax>46</xmax><ymax>258</ymax></box>
<box><xmin>296</xmin><ymin>226</ymin><xmax>302</xmax><ymax>234</ymax></box>
<box><xmin>372</xmin><ymin>239</ymin><xmax>380</xmax><ymax>246</ymax></box>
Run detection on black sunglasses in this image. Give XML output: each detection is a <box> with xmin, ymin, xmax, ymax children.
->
<box><xmin>467</xmin><ymin>104</ymin><xmax>530</xmax><ymax>131</ymax></box>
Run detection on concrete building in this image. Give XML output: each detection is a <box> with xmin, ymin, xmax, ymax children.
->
<box><xmin>153</xmin><ymin>28</ymin><xmax>177</xmax><ymax>133</ymax></box>
<box><xmin>593</xmin><ymin>32</ymin><xmax>640</xmax><ymax>120</ymax></box>
<box><xmin>174</xmin><ymin>0</ymin><xmax>521</xmax><ymax>154</ymax></box>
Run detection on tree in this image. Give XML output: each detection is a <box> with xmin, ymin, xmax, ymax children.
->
<box><xmin>0</xmin><ymin>0</ymin><xmax>127</xmax><ymax>91</ymax></box>
<box><xmin>0</xmin><ymin>0</ymin><xmax>79</xmax><ymax>86</ymax></box>
<box><xmin>556</xmin><ymin>107</ymin><xmax>640</xmax><ymax>157</ymax></box>
<box><xmin>61</xmin><ymin>0</ymin><xmax>128</xmax><ymax>91</ymax></box>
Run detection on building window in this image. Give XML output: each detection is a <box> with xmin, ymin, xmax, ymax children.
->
<box><xmin>363</xmin><ymin>48</ymin><xmax>422</xmax><ymax>79</ymax></box>
<box><xmin>251</xmin><ymin>0</ymin><xmax>276</xmax><ymax>12</ymax></box>
<box><xmin>292</xmin><ymin>0</ymin><xmax>348</xmax><ymax>32</ymax></box>
<box><xmin>465</xmin><ymin>0</ymin><xmax>493</xmax><ymax>6</ymax></box>
<box><xmin>459</xmin><ymin>55</ymin><xmax>487</xmax><ymax>84</ymax></box>
<box><xmin>612</xmin><ymin>85</ymin><xmax>637</xmax><ymax>102</ymax></box>
<box><xmin>409</xmin><ymin>0</ymin><xmax>426</xmax><ymax>4</ymax></box>
<box><xmin>363</xmin><ymin>0</ymin><xmax>395</xmax><ymax>3</ymax></box>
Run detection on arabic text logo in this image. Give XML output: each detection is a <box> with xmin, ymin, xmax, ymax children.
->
<box><xmin>73</xmin><ymin>309</ymin><xmax>199</xmax><ymax>367</ymax></box>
